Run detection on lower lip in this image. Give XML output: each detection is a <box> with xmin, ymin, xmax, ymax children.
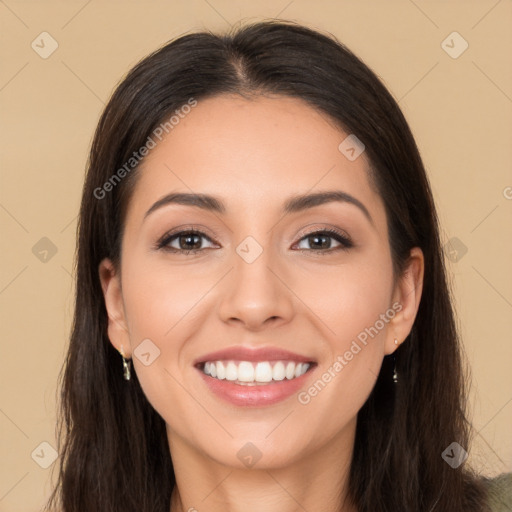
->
<box><xmin>196</xmin><ymin>365</ymin><xmax>316</xmax><ymax>407</ymax></box>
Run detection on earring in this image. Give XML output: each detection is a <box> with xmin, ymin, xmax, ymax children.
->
<box><xmin>392</xmin><ymin>339</ymin><xmax>399</xmax><ymax>383</ymax></box>
<box><xmin>120</xmin><ymin>348</ymin><xmax>131</xmax><ymax>381</ymax></box>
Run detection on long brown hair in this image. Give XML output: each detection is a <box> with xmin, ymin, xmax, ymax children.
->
<box><xmin>45</xmin><ymin>20</ymin><xmax>490</xmax><ymax>511</ymax></box>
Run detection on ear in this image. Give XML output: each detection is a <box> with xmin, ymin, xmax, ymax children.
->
<box><xmin>384</xmin><ymin>247</ymin><xmax>424</xmax><ymax>355</ymax></box>
<box><xmin>98</xmin><ymin>258</ymin><xmax>132</xmax><ymax>358</ymax></box>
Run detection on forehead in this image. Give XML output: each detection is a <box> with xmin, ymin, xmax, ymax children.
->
<box><xmin>124</xmin><ymin>94</ymin><xmax>385</xmax><ymax>226</ymax></box>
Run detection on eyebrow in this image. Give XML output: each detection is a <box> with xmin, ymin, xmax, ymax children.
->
<box><xmin>143</xmin><ymin>190</ymin><xmax>374</xmax><ymax>225</ymax></box>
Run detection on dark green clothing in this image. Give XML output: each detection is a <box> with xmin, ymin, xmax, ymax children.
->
<box><xmin>484</xmin><ymin>472</ymin><xmax>512</xmax><ymax>511</ymax></box>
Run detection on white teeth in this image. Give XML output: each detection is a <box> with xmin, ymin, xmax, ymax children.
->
<box><xmin>237</xmin><ymin>361</ymin><xmax>255</xmax><ymax>382</ymax></box>
<box><xmin>201</xmin><ymin>360</ymin><xmax>311</xmax><ymax>383</ymax></box>
<box><xmin>225</xmin><ymin>361</ymin><xmax>238</xmax><ymax>381</ymax></box>
<box><xmin>216</xmin><ymin>361</ymin><xmax>225</xmax><ymax>380</ymax></box>
<box><xmin>272</xmin><ymin>361</ymin><xmax>285</xmax><ymax>381</ymax></box>
<box><xmin>255</xmin><ymin>362</ymin><xmax>273</xmax><ymax>382</ymax></box>
<box><xmin>285</xmin><ymin>362</ymin><xmax>295</xmax><ymax>379</ymax></box>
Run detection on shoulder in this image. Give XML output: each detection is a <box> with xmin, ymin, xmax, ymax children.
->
<box><xmin>480</xmin><ymin>472</ymin><xmax>512</xmax><ymax>512</ymax></box>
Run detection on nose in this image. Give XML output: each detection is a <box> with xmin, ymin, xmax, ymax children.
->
<box><xmin>217</xmin><ymin>244</ymin><xmax>295</xmax><ymax>331</ymax></box>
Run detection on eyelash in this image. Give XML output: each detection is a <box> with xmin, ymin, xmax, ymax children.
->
<box><xmin>155</xmin><ymin>226</ymin><xmax>354</xmax><ymax>256</ymax></box>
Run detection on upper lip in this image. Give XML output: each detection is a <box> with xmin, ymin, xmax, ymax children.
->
<box><xmin>193</xmin><ymin>346</ymin><xmax>315</xmax><ymax>366</ymax></box>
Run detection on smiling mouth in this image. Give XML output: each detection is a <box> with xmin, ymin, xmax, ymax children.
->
<box><xmin>196</xmin><ymin>360</ymin><xmax>317</xmax><ymax>385</ymax></box>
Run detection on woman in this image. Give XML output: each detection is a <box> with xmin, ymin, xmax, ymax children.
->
<box><xmin>45</xmin><ymin>20</ymin><xmax>511</xmax><ymax>512</ymax></box>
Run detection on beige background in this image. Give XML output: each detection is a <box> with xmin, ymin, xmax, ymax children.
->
<box><xmin>1</xmin><ymin>1</ymin><xmax>511</xmax><ymax>510</ymax></box>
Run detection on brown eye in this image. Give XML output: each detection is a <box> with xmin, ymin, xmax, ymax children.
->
<box><xmin>157</xmin><ymin>230</ymin><xmax>216</xmax><ymax>254</ymax></box>
<box><xmin>294</xmin><ymin>229</ymin><xmax>353</xmax><ymax>255</ymax></box>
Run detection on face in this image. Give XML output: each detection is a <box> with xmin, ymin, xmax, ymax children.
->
<box><xmin>99</xmin><ymin>94</ymin><xmax>423</xmax><ymax>470</ymax></box>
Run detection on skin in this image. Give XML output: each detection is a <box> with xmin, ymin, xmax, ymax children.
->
<box><xmin>99</xmin><ymin>94</ymin><xmax>424</xmax><ymax>512</ymax></box>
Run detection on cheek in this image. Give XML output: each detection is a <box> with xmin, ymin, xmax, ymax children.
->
<box><xmin>119</xmin><ymin>264</ymin><xmax>204</xmax><ymax>428</ymax></box>
<box><xmin>118</xmin><ymin>255</ymin><xmax>228</xmax><ymax>409</ymax></box>
<box><xmin>288</xmin><ymin>259</ymin><xmax>394</xmax><ymax>424</ymax></box>
<box><xmin>292</xmin><ymin>257</ymin><xmax>394</xmax><ymax>346</ymax></box>
<box><xmin>121</xmin><ymin>259</ymin><xmax>210</xmax><ymax>341</ymax></box>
